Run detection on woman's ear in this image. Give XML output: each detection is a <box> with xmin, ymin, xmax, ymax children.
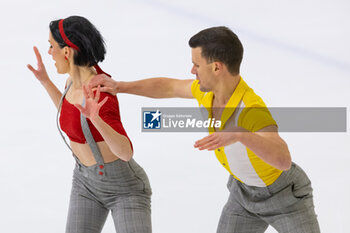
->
<box><xmin>63</xmin><ymin>46</ymin><xmax>73</xmax><ymax>59</ymax></box>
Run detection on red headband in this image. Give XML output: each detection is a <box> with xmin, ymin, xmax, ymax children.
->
<box><xmin>58</xmin><ymin>19</ymin><xmax>111</xmax><ymax>78</ymax></box>
<box><xmin>59</xmin><ymin>19</ymin><xmax>80</xmax><ymax>51</ymax></box>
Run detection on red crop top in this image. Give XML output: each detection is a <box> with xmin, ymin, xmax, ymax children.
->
<box><xmin>59</xmin><ymin>90</ymin><xmax>133</xmax><ymax>150</ymax></box>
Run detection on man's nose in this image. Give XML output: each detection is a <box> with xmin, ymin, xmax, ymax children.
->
<box><xmin>191</xmin><ymin>65</ymin><xmax>196</xmax><ymax>74</ymax></box>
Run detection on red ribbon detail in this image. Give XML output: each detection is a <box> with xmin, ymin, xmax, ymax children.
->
<box><xmin>58</xmin><ymin>19</ymin><xmax>80</xmax><ymax>51</ymax></box>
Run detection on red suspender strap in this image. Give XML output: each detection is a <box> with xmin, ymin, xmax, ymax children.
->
<box><xmin>93</xmin><ymin>64</ymin><xmax>111</xmax><ymax>77</ymax></box>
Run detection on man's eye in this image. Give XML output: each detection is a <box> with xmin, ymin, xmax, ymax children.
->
<box><xmin>49</xmin><ymin>45</ymin><xmax>53</xmax><ymax>48</ymax></box>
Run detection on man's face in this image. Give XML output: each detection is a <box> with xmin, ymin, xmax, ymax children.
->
<box><xmin>191</xmin><ymin>47</ymin><xmax>215</xmax><ymax>92</ymax></box>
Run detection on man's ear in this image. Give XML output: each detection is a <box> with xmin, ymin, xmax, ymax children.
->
<box><xmin>213</xmin><ymin>62</ymin><xmax>223</xmax><ymax>73</ymax></box>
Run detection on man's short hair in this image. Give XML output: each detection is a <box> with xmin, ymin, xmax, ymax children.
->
<box><xmin>189</xmin><ymin>26</ymin><xmax>244</xmax><ymax>75</ymax></box>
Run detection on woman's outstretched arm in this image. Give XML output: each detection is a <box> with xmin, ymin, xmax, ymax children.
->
<box><xmin>27</xmin><ymin>46</ymin><xmax>62</xmax><ymax>109</ymax></box>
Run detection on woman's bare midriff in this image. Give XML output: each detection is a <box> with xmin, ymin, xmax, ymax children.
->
<box><xmin>70</xmin><ymin>140</ymin><xmax>119</xmax><ymax>166</ymax></box>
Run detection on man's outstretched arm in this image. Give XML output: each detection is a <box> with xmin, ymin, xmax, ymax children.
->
<box><xmin>89</xmin><ymin>74</ymin><xmax>194</xmax><ymax>99</ymax></box>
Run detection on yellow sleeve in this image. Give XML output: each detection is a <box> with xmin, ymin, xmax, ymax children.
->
<box><xmin>191</xmin><ymin>80</ymin><xmax>206</xmax><ymax>106</ymax></box>
<box><xmin>238</xmin><ymin>106</ymin><xmax>277</xmax><ymax>132</ymax></box>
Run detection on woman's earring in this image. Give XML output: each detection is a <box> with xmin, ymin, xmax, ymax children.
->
<box><xmin>64</xmin><ymin>56</ymin><xmax>68</xmax><ymax>60</ymax></box>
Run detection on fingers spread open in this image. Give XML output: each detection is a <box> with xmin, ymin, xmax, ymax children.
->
<box><xmin>27</xmin><ymin>64</ymin><xmax>37</xmax><ymax>74</ymax></box>
<box><xmin>98</xmin><ymin>96</ymin><xmax>108</xmax><ymax>108</ymax></box>
<box><xmin>33</xmin><ymin>46</ymin><xmax>43</xmax><ymax>64</ymax></box>
<box><xmin>87</xmin><ymin>83</ymin><xmax>94</xmax><ymax>99</ymax></box>
<box><xmin>94</xmin><ymin>85</ymin><xmax>101</xmax><ymax>102</ymax></box>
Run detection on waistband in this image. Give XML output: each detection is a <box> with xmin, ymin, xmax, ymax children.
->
<box><xmin>266</xmin><ymin>162</ymin><xmax>298</xmax><ymax>193</ymax></box>
<box><xmin>230</xmin><ymin>162</ymin><xmax>300</xmax><ymax>194</ymax></box>
<box><xmin>74</xmin><ymin>156</ymin><xmax>144</xmax><ymax>179</ymax></box>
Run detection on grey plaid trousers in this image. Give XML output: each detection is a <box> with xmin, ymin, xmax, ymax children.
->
<box><xmin>217</xmin><ymin>162</ymin><xmax>320</xmax><ymax>233</ymax></box>
<box><xmin>66</xmin><ymin>158</ymin><xmax>152</xmax><ymax>233</ymax></box>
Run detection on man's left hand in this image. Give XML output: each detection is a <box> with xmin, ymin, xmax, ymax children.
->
<box><xmin>194</xmin><ymin>130</ymin><xmax>244</xmax><ymax>151</ymax></box>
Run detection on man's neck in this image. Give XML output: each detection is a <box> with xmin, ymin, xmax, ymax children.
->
<box><xmin>212</xmin><ymin>74</ymin><xmax>241</xmax><ymax>107</ymax></box>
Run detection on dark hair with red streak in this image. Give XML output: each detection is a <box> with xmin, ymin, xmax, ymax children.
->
<box><xmin>49</xmin><ymin>16</ymin><xmax>106</xmax><ymax>67</ymax></box>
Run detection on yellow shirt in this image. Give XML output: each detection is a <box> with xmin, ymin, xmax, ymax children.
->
<box><xmin>191</xmin><ymin>77</ymin><xmax>282</xmax><ymax>187</ymax></box>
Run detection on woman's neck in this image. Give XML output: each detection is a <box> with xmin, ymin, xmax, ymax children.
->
<box><xmin>69</xmin><ymin>66</ymin><xmax>97</xmax><ymax>89</ymax></box>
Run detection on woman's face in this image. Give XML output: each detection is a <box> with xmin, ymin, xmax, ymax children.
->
<box><xmin>48</xmin><ymin>32</ymin><xmax>69</xmax><ymax>74</ymax></box>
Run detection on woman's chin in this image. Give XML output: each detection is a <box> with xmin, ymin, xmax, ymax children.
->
<box><xmin>56</xmin><ymin>67</ymin><xmax>67</xmax><ymax>74</ymax></box>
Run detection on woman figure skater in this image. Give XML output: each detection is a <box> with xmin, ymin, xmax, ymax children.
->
<box><xmin>27</xmin><ymin>16</ymin><xmax>152</xmax><ymax>233</ymax></box>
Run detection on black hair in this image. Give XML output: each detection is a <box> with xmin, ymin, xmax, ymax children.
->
<box><xmin>49</xmin><ymin>16</ymin><xmax>106</xmax><ymax>67</ymax></box>
<box><xmin>189</xmin><ymin>26</ymin><xmax>243</xmax><ymax>75</ymax></box>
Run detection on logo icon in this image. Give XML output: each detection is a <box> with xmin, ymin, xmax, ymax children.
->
<box><xmin>143</xmin><ymin>110</ymin><xmax>162</xmax><ymax>129</ymax></box>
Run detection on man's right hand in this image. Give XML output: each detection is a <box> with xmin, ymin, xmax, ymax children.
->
<box><xmin>89</xmin><ymin>75</ymin><xmax>194</xmax><ymax>99</ymax></box>
<box><xmin>88</xmin><ymin>74</ymin><xmax>119</xmax><ymax>95</ymax></box>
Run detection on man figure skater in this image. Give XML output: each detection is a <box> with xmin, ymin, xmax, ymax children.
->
<box><xmin>88</xmin><ymin>26</ymin><xmax>320</xmax><ymax>233</ymax></box>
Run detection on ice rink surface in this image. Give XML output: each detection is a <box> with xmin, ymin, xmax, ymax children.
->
<box><xmin>0</xmin><ymin>0</ymin><xmax>349</xmax><ymax>232</ymax></box>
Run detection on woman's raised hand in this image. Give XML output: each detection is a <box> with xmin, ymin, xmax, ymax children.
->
<box><xmin>27</xmin><ymin>46</ymin><xmax>50</xmax><ymax>84</ymax></box>
<box><xmin>74</xmin><ymin>85</ymin><xmax>108</xmax><ymax>122</ymax></box>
